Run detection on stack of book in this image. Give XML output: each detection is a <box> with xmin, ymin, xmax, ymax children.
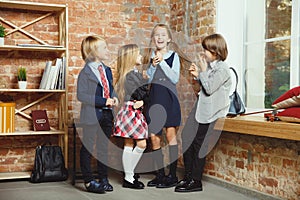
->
<box><xmin>39</xmin><ymin>57</ymin><xmax>66</xmax><ymax>90</ymax></box>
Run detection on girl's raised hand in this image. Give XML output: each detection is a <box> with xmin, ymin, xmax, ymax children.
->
<box><xmin>152</xmin><ymin>51</ymin><xmax>163</xmax><ymax>67</ymax></box>
<box><xmin>198</xmin><ymin>55</ymin><xmax>208</xmax><ymax>72</ymax></box>
<box><xmin>133</xmin><ymin>100</ymin><xmax>144</xmax><ymax>109</ymax></box>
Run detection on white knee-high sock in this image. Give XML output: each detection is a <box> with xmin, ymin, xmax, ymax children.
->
<box><xmin>122</xmin><ymin>146</ymin><xmax>135</xmax><ymax>183</ymax></box>
<box><xmin>131</xmin><ymin>146</ymin><xmax>145</xmax><ymax>171</ymax></box>
<box><xmin>122</xmin><ymin>146</ymin><xmax>145</xmax><ymax>183</ymax></box>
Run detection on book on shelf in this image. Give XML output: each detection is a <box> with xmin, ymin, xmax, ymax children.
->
<box><xmin>31</xmin><ymin>110</ymin><xmax>50</xmax><ymax>131</ymax></box>
<box><xmin>39</xmin><ymin>61</ymin><xmax>52</xmax><ymax>89</ymax></box>
<box><xmin>49</xmin><ymin>58</ymin><xmax>62</xmax><ymax>90</ymax></box>
<box><xmin>59</xmin><ymin>56</ymin><xmax>66</xmax><ymax>90</ymax></box>
<box><xmin>39</xmin><ymin>57</ymin><xmax>65</xmax><ymax>90</ymax></box>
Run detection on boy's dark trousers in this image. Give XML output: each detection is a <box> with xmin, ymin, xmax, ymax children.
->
<box><xmin>80</xmin><ymin>110</ymin><xmax>114</xmax><ymax>183</ymax></box>
<box><xmin>182</xmin><ymin>123</ymin><xmax>209</xmax><ymax>181</ymax></box>
<box><xmin>181</xmin><ymin>112</ymin><xmax>219</xmax><ymax>181</ymax></box>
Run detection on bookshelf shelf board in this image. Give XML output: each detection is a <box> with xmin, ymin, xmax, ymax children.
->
<box><xmin>0</xmin><ymin>130</ymin><xmax>66</xmax><ymax>136</ymax></box>
<box><xmin>0</xmin><ymin>45</ymin><xmax>66</xmax><ymax>52</ymax></box>
<box><xmin>0</xmin><ymin>89</ymin><xmax>66</xmax><ymax>93</ymax></box>
<box><xmin>0</xmin><ymin>1</ymin><xmax>66</xmax><ymax>12</ymax></box>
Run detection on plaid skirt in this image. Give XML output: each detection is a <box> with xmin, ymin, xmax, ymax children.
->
<box><xmin>113</xmin><ymin>101</ymin><xmax>148</xmax><ymax>139</ymax></box>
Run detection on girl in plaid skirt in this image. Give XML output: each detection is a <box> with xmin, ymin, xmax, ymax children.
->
<box><xmin>113</xmin><ymin>44</ymin><xmax>149</xmax><ymax>189</ymax></box>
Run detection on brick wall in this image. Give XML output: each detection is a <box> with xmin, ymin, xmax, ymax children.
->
<box><xmin>1</xmin><ymin>0</ymin><xmax>299</xmax><ymax>199</ymax></box>
<box><xmin>206</xmin><ymin>133</ymin><xmax>300</xmax><ymax>200</ymax></box>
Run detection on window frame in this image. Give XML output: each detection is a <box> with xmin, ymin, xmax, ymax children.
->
<box><xmin>216</xmin><ymin>0</ymin><xmax>300</xmax><ymax>109</ymax></box>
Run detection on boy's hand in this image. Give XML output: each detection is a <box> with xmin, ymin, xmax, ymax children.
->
<box><xmin>113</xmin><ymin>97</ymin><xmax>119</xmax><ymax>107</ymax></box>
<box><xmin>106</xmin><ymin>98</ymin><xmax>115</xmax><ymax>107</ymax></box>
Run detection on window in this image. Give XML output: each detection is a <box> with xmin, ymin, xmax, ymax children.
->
<box><xmin>216</xmin><ymin>0</ymin><xmax>300</xmax><ymax>109</ymax></box>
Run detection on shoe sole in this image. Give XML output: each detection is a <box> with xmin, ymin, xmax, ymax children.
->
<box><xmin>174</xmin><ymin>188</ymin><xmax>203</xmax><ymax>192</ymax></box>
<box><xmin>122</xmin><ymin>185</ymin><xmax>144</xmax><ymax>190</ymax></box>
<box><xmin>156</xmin><ymin>183</ymin><xmax>177</xmax><ymax>188</ymax></box>
<box><xmin>147</xmin><ymin>184</ymin><xmax>157</xmax><ymax>187</ymax></box>
<box><xmin>86</xmin><ymin>189</ymin><xmax>106</xmax><ymax>194</ymax></box>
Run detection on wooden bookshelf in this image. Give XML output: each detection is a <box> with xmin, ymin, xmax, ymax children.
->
<box><xmin>0</xmin><ymin>0</ymin><xmax>69</xmax><ymax>180</ymax></box>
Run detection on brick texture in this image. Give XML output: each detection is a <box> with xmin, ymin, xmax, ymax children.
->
<box><xmin>206</xmin><ymin>133</ymin><xmax>300</xmax><ymax>200</ymax></box>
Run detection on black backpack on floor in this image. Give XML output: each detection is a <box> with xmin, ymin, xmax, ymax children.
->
<box><xmin>30</xmin><ymin>144</ymin><xmax>68</xmax><ymax>183</ymax></box>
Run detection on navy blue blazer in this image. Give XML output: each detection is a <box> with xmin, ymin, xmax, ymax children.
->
<box><xmin>77</xmin><ymin>62</ymin><xmax>116</xmax><ymax>125</ymax></box>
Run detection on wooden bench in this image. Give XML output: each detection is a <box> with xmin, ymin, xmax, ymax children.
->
<box><xmin>214</xmin><ymin>115</ymin><xmax>300</xmax><ymax>141</ymax></box>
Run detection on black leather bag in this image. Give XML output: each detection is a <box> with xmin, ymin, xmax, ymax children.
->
<box><xmin>30</xmin><ymin>144</ymin><xmax>68</xmax><ymax>183</ymax></box>
<box><xmin>227</xmin><ymin>67</ymin><xmax>246</xmax><ymax>116</ymax></box>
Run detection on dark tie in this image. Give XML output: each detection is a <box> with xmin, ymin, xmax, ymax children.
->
<box><xmin>98</xmin><ymin>65</ymin><xmax>110</xmax><ymax>98</ymax></box>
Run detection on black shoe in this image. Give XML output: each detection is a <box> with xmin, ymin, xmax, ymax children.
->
<box><xmin>100</xmin><ymin>178</ymin><xmax>113</xmax><ymax>192</ymax></box>
<box><xmin>147</xmin><ymin>175</ymin><xmax>164</xmax><ymax>187</ymax></box>
<box><xmin>175</xmin><ymin>173</ymin><xmax>192</xmax><ymax>188</ymax></box>
<box><xmin>156</xmin><ymin>174</ymin><xmax>178</xmax><ymax>188</ymax></box>
<box><xmin>133</xmin><ymin>173</ymin><xmax>140</xmax><ymax>179</ymax></box>
<box><xmin>174</xmin><ymin>179</ymin><xmax>202</xmax><ymax>192</ymax></box>
<box><xmin>123</xmin><ymin>179</ymin><xmax>144</xmax><ymax>189</ymax></box>
<box><xmin>85</xmin><ymin>180</ymin><xmax>105</xmax><ymax>194</ymax></box>
<box><xmin>134</xmin><ymin>174</ymin><xmax>145</xmax><ymax>188</ymax></box>
<box><xmin>175</xmin><ymin>178</ymin><xmax>189</xmax><ymax>188</ymax></box>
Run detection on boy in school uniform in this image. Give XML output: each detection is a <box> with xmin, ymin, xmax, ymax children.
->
<box><xmin>77</xmin><ymin>35</ymin><xmax>118</xmax><ymax>194</ymax></box>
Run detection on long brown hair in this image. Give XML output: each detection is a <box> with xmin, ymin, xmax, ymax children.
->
<box><xmin>202</xmin><ymin>34</ymin><xmax>228</xmax><ymax>61</ymax></box>
<box><xmin>143</xmin><ymin>24</ymin><xmax>192</xmax><ymax>74</ymax></box>
<box><xmin>115</xmin><ymin>44</ymin><xmax>140</xmax><ymax>103</ymax></box>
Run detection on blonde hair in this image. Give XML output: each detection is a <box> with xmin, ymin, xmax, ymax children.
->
<box><xmin>115</xmin><ymin>44</ymin><xmax>140</xmax><ymax>103</ymax></box>
<box><xmin>81</xmin><ymin>35</ymin><xmax>106</xmax><ymax>62</ymax></box>
<box><xmin>143</xmin><ymin>23</ymin><xmax>192</xmax><ymax>72</ymax></box>
<box><xmin>202</xmin><ymin>34</ymin><xmax>228</xmax><ymax>61</ymax></box>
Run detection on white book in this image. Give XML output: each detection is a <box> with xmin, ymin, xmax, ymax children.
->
<box><xmin>44</xmin><ymin>65</ymin><xmax>56</xmax><ymax>90</ymax></box>
<box><xmin>39</xmin><ymin>61</ymin><xmax>52</xmax><ymax>89</ymax></box>
<box><xmin>56</xmin><ymin>61</ymin><xmax>62</xmax><ymax>89</ymax></box>
<box><xmin>57</xmin><ymin>56</ymin><xmax>66</xmax><ymax>89</ymax></box>
<box><xmin>62</xmin><ymin>56</ymin><xmax>66</xmax><ymax>90</ymax></box>
<box><xmin>50</xmin><ymin>58</ymin><xmax>62</xmax><ymax>90</ymax></box>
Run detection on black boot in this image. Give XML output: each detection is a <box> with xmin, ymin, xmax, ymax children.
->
<box><xmin>147</xmin><ymin>148</ymin><xmax>165</xmax><ymax>187</ymax></box>
<box><xmin>168</xmin><ymin>145</ymin><xmax>178</xmax><ymax>178</ymax></box>
<box><xmin>156</xmin><ymin>174</ymin><xmax>178</xmax><ymax>188</ymax></box>
<box><xmin>147</xmin><ymin>168</ymin><xmax>165</xmax><ymax>187</ymax></box>
<box><xmin>156</xmin><ymin>145</ymin><xmax>178</xmax><ymax>188</ymax></box>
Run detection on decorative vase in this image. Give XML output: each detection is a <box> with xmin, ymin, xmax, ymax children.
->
<box><xmin>18</xmin><ymin>81</ymin><xmax>27</xmax><ymax>89</ymax></box>
<box><xmin>0</xmin><ymin>37</ymin><xmax>4</xmax><ymax>46</ymax></box>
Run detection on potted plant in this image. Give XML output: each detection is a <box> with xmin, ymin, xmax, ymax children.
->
<box><xmin>17</xmin><ymin>67</ymin><xmax>27</xmax><ymax>89</ymax></box>
<box><xmin>0</xmin><ymin>23</ymin><xmax>6</xmax><ymax>46</ymax></box>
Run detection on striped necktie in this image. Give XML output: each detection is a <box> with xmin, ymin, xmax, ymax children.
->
<box><xmin>98</xmin><ymin>65</ymin><xmax>110</xmax><ymax>98</ymax></box>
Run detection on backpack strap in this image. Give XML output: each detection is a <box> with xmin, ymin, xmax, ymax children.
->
<box><xmin>229</xmin><ymin>67</ymin><xmax>238</xmax><ymax>92</ymax></box>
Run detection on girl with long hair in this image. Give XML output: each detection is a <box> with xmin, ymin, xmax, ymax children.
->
<box><xmin>113</xmin><ymin>44</ymin><xmax>149</xmax><ymax>189</ymax></box>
